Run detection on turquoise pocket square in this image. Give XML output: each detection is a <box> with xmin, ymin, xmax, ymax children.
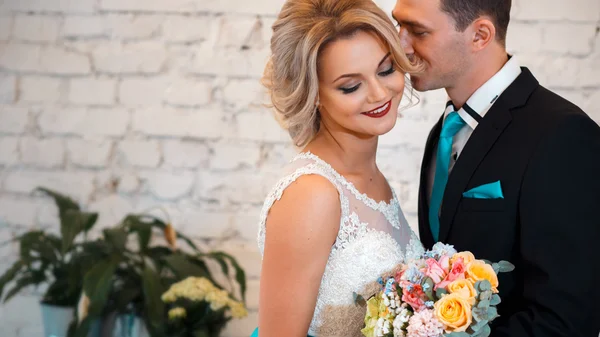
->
<box><xmin>463</xmin><ymin>181</ymin><xmax>504</xmax><ymax>199</ymax></box>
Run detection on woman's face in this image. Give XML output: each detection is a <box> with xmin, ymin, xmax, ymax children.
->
<box><xmin>317</xmin><ymin>30</ymin><xmax>405</xmax><ymax>139</ymax></box>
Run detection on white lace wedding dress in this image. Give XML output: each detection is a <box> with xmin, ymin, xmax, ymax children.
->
<box><xmin>256</xmin><ymin>152</ymin><xmax>424</xmax><ymax>337</ymax></box>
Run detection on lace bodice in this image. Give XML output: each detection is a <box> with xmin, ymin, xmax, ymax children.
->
<box><xmin>257</xmin><ymin>152</ymin><xmax>424</xmax><ymax>336</ymax></box>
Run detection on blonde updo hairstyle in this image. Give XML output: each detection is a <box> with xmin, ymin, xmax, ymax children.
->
<box><xmin>262</xmin><ymin>0</ymin><xmax>417</xmax><ymax>147</ymax></box>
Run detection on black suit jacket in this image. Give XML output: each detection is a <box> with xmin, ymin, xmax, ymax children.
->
<box><xmin>418</xmin><ymin>67</ymin><xmax>600</xmax><ymax>337</ymax></box>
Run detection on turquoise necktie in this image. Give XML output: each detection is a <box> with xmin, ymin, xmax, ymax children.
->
<box><xmin>429</xmin><ymin>111</ymin><xmax>466</xmax><ymax>242</ymax></box>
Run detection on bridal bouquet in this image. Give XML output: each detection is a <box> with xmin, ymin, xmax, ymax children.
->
<box><xmin>360</xmin><ymin>243</ymin><xmax>514</xmax><ymax>337</ymax></box>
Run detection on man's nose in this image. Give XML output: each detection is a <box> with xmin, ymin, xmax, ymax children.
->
<box><xmin>399</xmin><ymin>28</ymin><xmax>414</xmax><ymax>56</ymax></box>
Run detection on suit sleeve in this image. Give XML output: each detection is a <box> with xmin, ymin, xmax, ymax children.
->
<box><xmin>491</xmin><ymin>113</ymin><xmax>600</xmax><ymax>337</ymax></box>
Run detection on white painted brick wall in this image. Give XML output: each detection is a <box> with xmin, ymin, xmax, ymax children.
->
<box><xmin>0</xmin><ymin>0</ymin><xmax>599</xmax><ymax>336</ymax></box>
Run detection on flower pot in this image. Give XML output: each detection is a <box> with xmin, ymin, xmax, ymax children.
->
<box><xmin>105</xmin><ymin>313</ymin><xmax>149</xmax><ymax>337</ymax></box>
<box><xmin>40</xmin><ymin>303</ymin><xmax>73</xmax><ymax>337</ymax></box>
<box><xmin>40</xmin><ymin>303</ymin><xmax>101</xmax><ymax>337</ymax></box>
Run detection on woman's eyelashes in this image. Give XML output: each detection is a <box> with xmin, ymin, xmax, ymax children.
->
<box><xmin>340</xmin><ymin>83</ymin><xmax>361</xmax><ymax>94</ymax></box>
<box><xmin>379</xmin><ymin>65</ymin><xmax>395</xmax><ymax>76</ymax></box>
<box><xmin>338</xmin><ymin>65</ymin><xmax>395</xmax><ymax>94</ymax></box>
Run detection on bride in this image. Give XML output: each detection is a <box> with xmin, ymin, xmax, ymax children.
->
<box><xmin>252</xmin><ymin>0</ymin><xmax>424</xmax><ymax>336</ymax></box>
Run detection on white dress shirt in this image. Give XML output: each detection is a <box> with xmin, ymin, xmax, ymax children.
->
<box><xmin>427</xmin><ymin>56</ymin><xmax>522</xmax><ymax>202</ymax></box>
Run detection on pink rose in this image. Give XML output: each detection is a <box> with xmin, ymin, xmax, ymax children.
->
<box><xmin>439</xmin><ymin>255</ymin><xmax>451</xmax><ymax>272</ymax></box>
<box><xmin>425</xmin><ymin>258</ymin><xmax>447</xmax><ymax>284</ymax></box>
<box><xmin>402</xmin><ymin>284</ymin><xmax>427</xmax><ymax>311</ymax></box>
<box><xmin>436</xmin><ymin>257</ymin><xmax>467</xmax><ymax>290</ymax></box>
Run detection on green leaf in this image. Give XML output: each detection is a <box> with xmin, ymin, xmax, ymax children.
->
<box><xmin>0</xmin><ymin>260</ymin><xmax>24</xmax><ymax>299</ymax></box>
<box><xmin>445</xmin><ymin>332</ymin><xmax>470</xmax><ymax>337</ymax></box>
<box><xmin>479</xmin><ymin>290</ymin><xmax>492</xmax><ymax>301</ymax></box>
<box><xmin>490</xmin><ymin>294</ymin><xmax>501</xmax><ymax>306</ymax></box>
<box><xmin>475</xmin><ymin>324</ymin><xmax>491</xmax><ymax>337</ymax></box>
<box><xmin>83</xmin><ymin>256</ymin><xmax>120</xmax><ymax>316</ymax></box>
<box><xmin>192</xmin><ymin>329</ymin><xmax>210</xmax><ymax>337</ymax></box>
<box><xmin>476</xmin><ymin>280</ymin><xmax>491</xmax><ymax>292</ymax></box>
<box><xmin>477</xmin><ymin>299</ymin><xmax>490</xmax><ymax>309</ymax></box>
<box><xmin>435</xmin><ymin>287</ymin><xmax>448</xmax><ymax>299</ymax></box>
<box><xmin>19</xmin><ymin>231</ymin><xmax>45</xmax><ymax>263</ymax></box>
<box><xmin>103</xmin><ymin>227</ymin><xmax>128</xmax><ymax>252</ymax></box>
<box><xmin>35</xmin><ymin>187</ymin><xmax>80</xmax><ymax>218</ymax></box>
<box><xmin>142</xmin><ymin>265</ymin><xmax>165</xmax><ymax>332</ymax></box>
<box><xmin>2</xmin><ymin>271</ymin><xmax>45</xmax><ymax>303</ymax></box>
<box><xmin>208</xmin><ymin>252</ymin><xmax>247</xmax><ymax>302</ymax></box>
<box><xmin>470</xmin><ymin>319</ymin><xmax>488</xmax><ymax>332</ymax></box>
<box><xmin>472</xmin><ymin>307</ymin><xmax>488</xmax><ymax>322</ymax></box>
<box><xmin>486</xmin><ymin>307</ymin><xmax>498</xmax><ymax>321</ymax></box>
<box><xmin>492</xmin><ymin>263</ymin><xmax>500</xmax><ymax>274</ymax></box>
<box><xmin>131</xmin><ymin>222</ymin><xmax>152</xmax><ymax>251</ymax></box>
<box><xmin>497</xmin><ymin>261</ymin><xmax>515</xmax><ymax>273</ymax></box>
<box><xmin>71</xmin><ymin>316</ymin><xmax>95</xmax><ymax>337</ymax></box>
<box><xmin>61</xmin><ymin>211</ymin><xmax>97</xmax><ymax>254</ymax></box>
<box><xmin>164</xmin><ymin>254</ymin><xmax>210</xmax><ymax>279</ymax></box>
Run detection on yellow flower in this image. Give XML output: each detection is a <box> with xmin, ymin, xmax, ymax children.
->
<box><xmin>434</xmin><ymin>293</ymin><xmax>472</xmax><ymax>332</ymax></box>
<box><xmin>447</xmin><ymin>279</ymin><xmax>477</xmax><ymax>305</ymax></box>
<box><xmin>168</xmin><ymin>307</ymin><xmax>187</xmax><ymax>320</ymax></box>
<box><xmin>228</xmin><ymin>300</ymin><xmax>248</xmax><ymax>318</ymax></box>
<box><xmin>206</xmin><ymin>289</ymin><xmax>230</xmax><ymax>311</ymax></box>
<box><xmin>466</xmin><ymin>260</ymin><xmax>499</xmax><ymax>293</ymax></box>
<box><xmin>451</xmin><ymin>251</ymin><xmax>475</xmax><ymax>267</ymax></box>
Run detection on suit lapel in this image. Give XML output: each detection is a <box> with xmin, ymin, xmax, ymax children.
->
<box><xmin>418</xmin><ymin>114</ymin><xmax>444</xmax><ymax>249</ymax></box>
<box><xmin>437</xmin><ymin>67</ymin><xmax>539</xmax><ymax>243</ymax></box>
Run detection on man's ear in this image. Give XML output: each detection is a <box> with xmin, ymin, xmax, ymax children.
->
<box><xmin>470</xmin><ymin>17</ymin><xmax>496</xmax><ymax>51</ymax></box>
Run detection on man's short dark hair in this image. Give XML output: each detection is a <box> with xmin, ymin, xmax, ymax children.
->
<box><xmin>440</xmin><ymin>0</ymin><xmax>511</xmax><ymax>44</ymax></box>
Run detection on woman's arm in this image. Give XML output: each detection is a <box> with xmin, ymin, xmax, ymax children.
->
<box><xmin>257</xmin><ymin>174</ymin><xmax>341</xmax><ymax>337</ymax></box>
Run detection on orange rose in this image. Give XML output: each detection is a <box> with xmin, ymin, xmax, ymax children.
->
<box><xmin>451</xmin><ymin>251</ymin><xmax>475</xmax><ymax>267</ymax></box>
<box><xmin>434</xmin><ymin>293</ymin><xmax>472</xmax><ymax>332</ymax></box>
<box><xmin>466</xmin><ymin>260</ymin><xmax>499</xmax><ymax>293</ymax></box>
<box><xmin>447</xmin><ymin>279</ymin><xmax>477</xmax><ymax>305</ymax></box>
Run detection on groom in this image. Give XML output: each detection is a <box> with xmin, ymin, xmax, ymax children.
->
<box><xmin>392</xmin><ymin>0</ymin><xmax>600</xmax><ymax>336</ymax></box>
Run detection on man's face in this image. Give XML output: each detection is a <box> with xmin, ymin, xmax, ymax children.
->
<box><xmin>393</xmin><ymin>0</ymin><xmax>471</xmax><ymax>92</ymax></box>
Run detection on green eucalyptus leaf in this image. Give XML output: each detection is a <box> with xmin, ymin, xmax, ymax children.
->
<box><xmin>476</xmin><ymin>324</ymin><xmax>491</xmax><ymax>337</ymax></box>
<box><xmin>476</xmin><ymin>280</ymin><xmax>491</xmax><ymax>292</ymax></box>
<box><xmin>487</xmin><ymin>307</ymin><xmax>498</xmax><ymax>321</ymax></box>
<box><xmin>470</xmin><ymin>319</ymin><xmax>488</xmax><ymax>332</ymax></box>
<box><xmin>478</xmin><ymin>299</ymin><xmax>490</xmax><ymax>309</ymax></box>
<box><xmin>479</xmin><ymin>290</ymin><xmax>492</xmax><ymax>301</ymax></box>
<box><xmin>472</xmin><ymin>307</ymin><xmax>487</xmax><ymax>322</ymax></box>
<box><xmin>435</xmin><ymin>287</ymin><xmax>448</xmax><ymax>299</ymax></box>
<box><xmin>490</xmin><ymin>294</ymin><xmax>501</xmax><ymax>306</ymax></box>
<box><xmin>497</xmin><ymin>261</ymin><xmax>515</xmax><ymax>273</ymax></box>
<box><xmin>445</xmin><ymin>332</ymin><xmax>470</xmax><ymax>337</ymax></box>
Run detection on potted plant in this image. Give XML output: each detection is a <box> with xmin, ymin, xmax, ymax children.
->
<box><xmin>69</xmin><ymin>211</ymin><xmax>248</xmax><ymax>337</ymax></box>
<box><xmin>0</xmin><ymin>187</ymin><xmax>104</xmax><ymax>337</ymax></box>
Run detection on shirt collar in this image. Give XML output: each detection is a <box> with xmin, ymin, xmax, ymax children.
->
<box><xmin>445</xmin><ymin>55</ymin><xmax>522</xmax><ymax>129</ymax></box>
